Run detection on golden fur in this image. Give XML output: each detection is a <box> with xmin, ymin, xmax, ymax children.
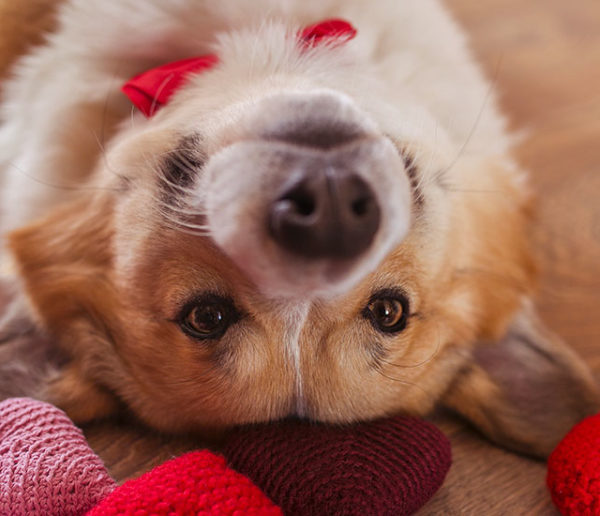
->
<box><xmin>0</xmin><ymin>0</ymin><xmax>60</xmax><ymax>82</ymax></box>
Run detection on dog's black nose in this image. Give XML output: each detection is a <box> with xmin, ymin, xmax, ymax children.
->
<box><xmin>269</xmin><ymin>168</ymin><xmax>380</xmax><ymax>259</ymax></box>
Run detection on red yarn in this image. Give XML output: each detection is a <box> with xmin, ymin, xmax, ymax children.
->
<box><xmin>224</xmin><ymin>416</ymin><xmax>451</xmax><ymax>516</ymax></box>
<box><xmin>87</xmin><ymin>451</ymin><xmax>281</xmax><ymax>516</ymax></box>
<box><xmin>547</xmin><ymin>413</ymin><xmax>600</xmax><ymax>515</ymax></box>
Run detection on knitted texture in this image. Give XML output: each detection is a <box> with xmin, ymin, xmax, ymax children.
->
<box><xmin>224</xmin><ymin>416</ymin><xmax>451</xmax><ymax>516</ymax></box>
<box><xmin>0</xmin><ymin>397</ymin><xmax>116</xmax><ymax>516</ymax></box>
<box><xmin>547</xmin><ymin>413</ymin><xmax>600</xmax><ymax>515</ymax></box>
<box><xmin>87</xmin><ymin>450</ymin><xmax>282</xmax><ymax>516</ymax></box>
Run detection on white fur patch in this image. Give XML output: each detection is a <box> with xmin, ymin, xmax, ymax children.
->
<box><xmin>279</xmin><ymin>301</ymin><xmax>311</xmax><ymax>416</ymax></box>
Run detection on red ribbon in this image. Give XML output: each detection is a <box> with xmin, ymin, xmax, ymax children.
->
<box><xmin>122</xmin><ymin>19</ymin><xmax>356</xmax><ymax>117</ymax></box>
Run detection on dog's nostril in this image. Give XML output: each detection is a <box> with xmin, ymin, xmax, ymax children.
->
<box><xmin>284</xmin><ymin>189</ymin><xmax>316</xmax><ymax>217</ymax></box>
<box><xmin>351</xmin><ymin>197</ymin><xmax>370</xmax><ymax>217</ymax></box>
<box><xmin>269</xmin><ymin>169</ymin><xmax>381</xmax><ymax>260</ymax></box>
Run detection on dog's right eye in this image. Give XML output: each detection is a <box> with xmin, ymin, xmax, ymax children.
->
<box><xmin>178</xmin><ymin>294</ymin><xmax>240</xmax><ymax>341</ymax></box>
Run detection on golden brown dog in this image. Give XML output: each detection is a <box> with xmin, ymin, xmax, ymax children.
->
<box><xmin>0</xmin><ymin>0</ymin><xmax>597</xmax><ymax>458</ymax></box>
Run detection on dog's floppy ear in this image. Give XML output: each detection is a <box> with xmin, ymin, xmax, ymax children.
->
<box><xmin>6</xmin><ymin>191</ymin><xmax>122</xmax><ymax>422</ymax></box>
<box><xmin>442</xmin><ymin>303</ymin><xmax>600</xmax><ymax>458</ymax></box>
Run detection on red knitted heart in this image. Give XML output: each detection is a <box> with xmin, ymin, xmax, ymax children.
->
<box><xmin>224</xmin><ymin>416</ymin><xmax>451</xmax><ymax>516</ymax></box>
<box><xmin>86</xmin><ymin>450</ymin><xmax>282</xmax><ymax>516</ymax></box>
<box><xmin>547</xmin><ymin>413</ymin><xmax>600</xmax><ymax>515</ymax></box>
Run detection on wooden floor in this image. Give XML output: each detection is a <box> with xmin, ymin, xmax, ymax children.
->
<box><xmin>2</xmin><ymin>0</ymin><xmax>599</xmax><ymax>514</ymax></box>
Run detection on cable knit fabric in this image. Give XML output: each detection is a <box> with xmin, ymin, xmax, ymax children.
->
<box><xmin>0</xmin><ymin>397</ymin><xmax>116</xmax><ymax>516</ymax></box>
<box><xmin>224</xmin><ymin>416</ymin><xmax>452</xmax><ymax>516</ymax></box>
<box><xmin>87</xmin><ymin>450</ymin><xmax>282</xmax><ymax>516</ymax></box>
<box><xmin>547</xmin><ymin>413</ymin><xmax>600</xmax><ymax>515</ymax></box>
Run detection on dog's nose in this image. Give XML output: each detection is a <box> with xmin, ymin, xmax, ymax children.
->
<box><xmin>269</xmin><ymin>167</ymin><xmax>380</xmax><ymax>259</ymax></box>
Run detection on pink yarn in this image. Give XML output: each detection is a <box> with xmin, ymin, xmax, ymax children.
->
<box><xmin>0</xmin><ymin>397</ymin><xmax>116</xmax><ymax>516</ymax></box>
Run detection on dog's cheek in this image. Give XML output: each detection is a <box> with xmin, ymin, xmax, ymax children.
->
<box><xmin>46</xmin><ymin>364</ymin><xmax>120</xmax><ymax>423</ymax></box>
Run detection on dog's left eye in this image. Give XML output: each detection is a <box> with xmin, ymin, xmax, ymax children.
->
<box><xmin>363</xmin><ymin>290</ymin><xmax>409</xmax><ymax>334</ymax></box>
<box><xmin>178</xmin><ymin>295</ymin><xmax>240</xmax><ymax>340</ymax></box>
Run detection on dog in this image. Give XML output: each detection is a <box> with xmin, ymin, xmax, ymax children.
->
<box><xmin>0</xmin><ymin>0</ymin><xmax>597</xmax><ymax>458</ymax></box>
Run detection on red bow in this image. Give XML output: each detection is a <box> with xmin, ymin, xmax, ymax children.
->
<box><xmin>122</xmin><ymin>19</ymin><xmax>356</xmax><ymax>117</ymax></box>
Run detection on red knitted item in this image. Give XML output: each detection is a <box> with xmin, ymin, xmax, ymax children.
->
<box><xmin>547</xmin><ymin>413</ymin><xmax>600</xmax><ymax>515</ymax></box>
<box><xmin>224</xmin><ymin>416</ymin><xmax>451</xmax><ymax>515</ymax></box>
<box><xmin>87</xmin><ymin>450</ymin><xmax>282</xmax><ymax>516</ymax></box>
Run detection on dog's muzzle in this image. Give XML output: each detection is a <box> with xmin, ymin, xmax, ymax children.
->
<box><xmin>203</xmin><ymin>90</ymin><xmax>412</xmax><ymax>298</ymax></box>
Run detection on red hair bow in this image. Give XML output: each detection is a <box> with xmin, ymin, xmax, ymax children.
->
<box><xmin>122</xmin><ymin>19</ymin><xmax>356</xmax><ymax>117</ymax></box>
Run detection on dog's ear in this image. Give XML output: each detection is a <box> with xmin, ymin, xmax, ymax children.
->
<box><xmin>442</xmin><ymin>304</ymin><xmax>600</xmax><ymax>458</ymax></box>
<box><xmin>6</xmin><ymin>192</ymin><xmax>122</xmax><ymax>422</ymax></box>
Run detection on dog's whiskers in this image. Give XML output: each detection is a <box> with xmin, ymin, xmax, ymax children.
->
<box><xmin>159</xmin><ymin>222</ymin><xmax>212</xmax><ymax>237</ymax></box>
<box><xmin>155</xmin><ymin>206</ymin><xmax>210</xmax><ymax>230</ymax></box>
<box><xmin>157</xmin><ymin>171</ymin><xmax>200</xmax><ymax>198</ymax></box>
<box><xmin>441</xmin><ymin>57</ymin><xmax>503</xmax><ymax>178</ymax></box>
<box><xmin>374</xmin><ymin>369</ymin><xmax>436</xmax><ymax>402</ymax></box>
<box><xmin>140</xmin><ymin>151</ymin><xmax>205</xmax><ymax>202</ymax></box>
<box><xmin>382</xmin><ymin>315</ymin><xmax>442</xmax><ymax>370</ymax></box>
<box><xmin>152</xmin><ymin>146</ymin><xmax>203</xmax><ymax>159</ymax></box>
<box><xmin>6</xmin><ymin>161</ymin><xmax>124</xmax><ymax>193</ymax></box>
<box><xmin>153</xmin><ymin>203</ymin><xmax>212</xmax><ymax>236</ymax></box>
<box><xmin>92</xmin><ymin>131</ymin><xmax>128</xmax><ymax>184</ymax></box>
<box><xmin>381</xmin><ymin>313</ymin><xmax>443</xmax><ymax>374</ymax></box>
<box><xmin>151</xmin><ymin>179</ymin><xmax>208</xmax><ymax>216</ymax></box>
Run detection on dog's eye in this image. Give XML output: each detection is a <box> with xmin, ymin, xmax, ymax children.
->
<box><xmin>363</xmin><ymin>290</ymin><xmax>409</xmax><ymax>334</ymax></box>
<box><xmin>178</xmin><ymin>295</ymin><xmax>240</xmax><ymax>340</ymax></box>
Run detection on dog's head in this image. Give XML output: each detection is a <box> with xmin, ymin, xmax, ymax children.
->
<box><xmin>5</xmin><ymin>21</ymin><xmax>598</xmax><ymax>456</ymax></box>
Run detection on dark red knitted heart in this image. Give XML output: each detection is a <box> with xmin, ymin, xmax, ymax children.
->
<box><xmin>547</xmin><ymin>413</ymin><xmax>600</xmax><ymax>515</ymax></box>
<box><xmin>224</xmin><ymin>416</ymin><xmax>451</xmax><ymax>516</ymax></box>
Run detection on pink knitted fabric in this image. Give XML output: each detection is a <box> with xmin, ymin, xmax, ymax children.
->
<box><xmin>0</xmin><ymin>397</ymin><xmax>116</xmax><ymax>515</ymax></box>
